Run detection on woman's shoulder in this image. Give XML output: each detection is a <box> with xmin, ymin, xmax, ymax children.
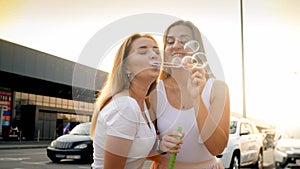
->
<box><xmin>210</xmin><ymin>79</ymin><xmax>229</xmax><ymax>97</ymax></box>
<box><xmin>112</xmin><ymin>90</ymin><xmax>137</xmax><ymax>105</ymax></box>
<box><xmin>211</xmin><ymin>79</ymin><xmax>228</xmax><ymax>89</ymax></box>
<box><xmin>101</xmin><ymin>90</ymin><xmax>138</xmax><ymax>113</ymax></box>
<box><xmin>101</xmin><ymin>96</ymin><xmax>140</xmax><ymax>120</ymax></box>
<box><xmin>112</xmin><ymin>95</ymin><xmax>138</xmax><ymax>108</ymax></box>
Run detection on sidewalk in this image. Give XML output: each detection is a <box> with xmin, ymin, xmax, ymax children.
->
<box><xmin>0</xmin><ymin>140</ymin><xmax>51</xmax><ymax>150</ymax></box>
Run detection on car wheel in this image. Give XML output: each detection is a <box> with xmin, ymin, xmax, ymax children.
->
<box><xmin>254</xmin><ymin>151</ymin><xmax>263</xmax><ymax>169</ymax></box>
<box><xmin>274</xmin><ymin>162</ymin><xmax>284</xmax><ymax>169</ymax></box>
<box><xmin>81</xmin><ymin>157</ymin><xmax>93</xmax><ymax>164</ymax></box>
<box><xmin>229</xmin><ymin>153</ymin><xmax>240</xmax><ymax>169</ymax></box>
<box><xmin>49</xmin><ymin>157</ymin><xmax>61</xmax><ymax>163</ymax></box>
<box><xmin>87</xmin><ymin>156</ymin><xmax>94</xmax><ymax>164</ymax></box>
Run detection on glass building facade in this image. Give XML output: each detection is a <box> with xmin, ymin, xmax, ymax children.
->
<box><xmin>12</xmin><ymin>91</ymin><xmax>94</xmax><ymax>140</ymax></box>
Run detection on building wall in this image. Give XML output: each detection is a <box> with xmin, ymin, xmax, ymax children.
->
<box><xmin>0</xmin><ymin>39</ymin><xmax>108</xmax><ymax>140</ymax></box>
<box><xmin>0</xmin><ymin>39</ymin><xmax>107</xmax><ymax>91</ymax></box>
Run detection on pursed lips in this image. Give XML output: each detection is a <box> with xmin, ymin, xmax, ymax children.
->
<box><xmin>149</xmin><ymin>60</ymin><xmax>161</xmax><ymax>68</ymax></box>
<box><xmin>172</xmin><ymin>52</ymin><xmax>185</xmax><ymax>58</ymax></box>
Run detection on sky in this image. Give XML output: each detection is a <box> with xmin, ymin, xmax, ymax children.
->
<box><xmin>1</xmin><ymin>0</ymin><xmax>299</xmax><ymax>129</ymax></box>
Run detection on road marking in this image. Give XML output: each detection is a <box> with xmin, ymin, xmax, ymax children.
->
<box><xmin>0</xmin><ymin>157</ymin><xmax>30</xmax><ymax>161</ymax></box>
<box><xmin>21</xmin><ymin>161</ymin><xmax>48</xmax><ymax>165</ymax></box>
<box><xmin>0</xmin><ymin>152</ymin><xmax>44</xmax><ymax>157</ymax></box>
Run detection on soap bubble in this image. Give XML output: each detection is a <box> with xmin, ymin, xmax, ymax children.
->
<box><xmin>184</xmin><ymin>40</ymin><xmax>200</xmax><ymax>53</ymax></box>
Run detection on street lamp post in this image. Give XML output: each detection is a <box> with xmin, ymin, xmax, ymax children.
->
<box><xmin>240</xmin><ymin>0</ymin><xmax>247</xmax><ymax>118</ymax></box>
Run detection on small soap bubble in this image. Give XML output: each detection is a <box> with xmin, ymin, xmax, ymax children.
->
<box><xmin>184</xmin><ymin>40</ymin><xmax>200</xmax><ymax>53</ymax></box>
<box><xmin>181</xmin><ymin>56</ymin><xmax>198</xmax><ymax>70</ymax></box>
<box><xmin>172</xmin><ymin>57</ymin><xmax>181</xmax><ymax>66</ymax></box>
<box><xmin>192</xmin><ymin>52</ymin><xmax>206</xmax><ymax>66</ymax></box>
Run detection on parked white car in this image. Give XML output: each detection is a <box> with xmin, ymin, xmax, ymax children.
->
<box><xmin>218</xmin><ymin>117</ymin><xmax>264</xmax><ymax>169</ymax></box>
<box><xmin>274</xmin><ymin>125</ymin><xmax>300</xmax><ymax>168</ymax></box>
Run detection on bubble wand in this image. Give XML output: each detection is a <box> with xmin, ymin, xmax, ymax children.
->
<box><xmin>168</xmin><ymin>126</ymin><xmax>182</xmax><ymax>169</ymax></box>
<box><xmin>150</xmin><ymin>52</ymin><xmax>207</xmax><ymax>70</ymax></box>
<box><xmin>150</xmin><ymin>40</ymin><xmax>208</xmax><ymax>70</ymax></box>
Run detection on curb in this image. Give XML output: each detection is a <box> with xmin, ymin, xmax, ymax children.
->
<box><xmin>0</xmin><ymin>141</ymin><xmax>51</xmax><ymax>150</ymax></box>
<box><xmin>0</xmin><ymin>144</ymin><xmax>49</xmax><ymax>150</ymax></box>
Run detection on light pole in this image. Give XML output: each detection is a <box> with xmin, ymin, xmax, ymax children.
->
<box><xmin>240</xmin><ymin>0</ymin><xmax>247</xmax><ymax>118</ymax></box>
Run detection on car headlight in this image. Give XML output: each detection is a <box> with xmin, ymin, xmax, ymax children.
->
<box><xmin>74</xmin><ymin>143</ymin><xmax>88</xmax><ymax>149</ymax></box>
<box><xmin>50</xmin><ymin>140</ymin><xmax>57</xmax><ymax>148</ymax></box>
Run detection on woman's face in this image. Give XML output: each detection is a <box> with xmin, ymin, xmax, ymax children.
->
<box><xmin>164</xmin><ymin>25</ymin><xmax>193</xmax><ymax>62</ymax></box>
<box><xmin>126</xmin><ymin>37</ymin><xmax>161</xmax><ymax>80</ymax></box>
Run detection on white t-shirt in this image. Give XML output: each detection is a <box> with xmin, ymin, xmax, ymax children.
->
<box><xmin>92</xmin><ymin>96</ymin><xmax>156</xmax><ymax>169</ymax></box>
<box><xmin>156</xmin><ymin>79</ymin><xmax>215</xmax><ymax>163</ymax></box>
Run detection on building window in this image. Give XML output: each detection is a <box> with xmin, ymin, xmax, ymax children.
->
<box><xmin>49</xmin><ymin>97</ymin><xmax>56</xmax><ymax>108</ymax></box>
<box><xmin>15</xmin><ymin>91</ymin><xmax>93</xmax><ymax>120</ymax></box>
<box><xmin>28</xmin><ymin>94</ymin><xmax>36</xmax><ymax>105</ymax></box>
<box><xmin>43</xmin><ymin>96</ymin><xmax>49</xmax><ymax>107</ymax></box>
<box><xmin>73</xmin><ymin>100</ymin><xmax>79</xmax><ymax>110</ymax></box>
<box><xmin>62</xmin><ymin>99</ymin><xmax>68</xmax><ymax>109</ymax></box>
<box><xmin>36</xmin><ymin>95</ymin><xmax>43</xmax><ymax>106</ymax></box>
<box><xmin>68</xmin><ymin>100</ymin><xmax>73</xmax><ymax>109</ymax></box>
<box><xmin>89</xmin><ymin>103</ymin><xmax>94</xmax><ymax>112</ymax></box>
<box><xmin>21</xmin><ymin>93</ymin><xmax>28</xmax><ymax>105</ymax></box>
<box><xmin>56</xmin><ymin>98</ymin><xmax>62</xmax><ymax>108</ymax></box>
<box><xmin>15</xmin><ymin>92</ymin><xmax>21</xmax><ymax>99</ymax></box>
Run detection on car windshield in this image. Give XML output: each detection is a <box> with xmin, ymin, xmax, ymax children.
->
<box><xmin>283</xmin><ymin>126</ymin><xmax>300</xmax><ymax>139</ymax></box>
<box><xmin>69</xmin><ymin>123</ymin><xmax>90</xmax><ymax>135</ymax></box>
<box><xmin>230</xmin><ymin>120</ymin><xmax>237</xmax><ymax>134</ymax></box>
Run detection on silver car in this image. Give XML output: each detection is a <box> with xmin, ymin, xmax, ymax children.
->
<box><xmin>219</xmin><ymin>117</ymin><xmax>264</xmax><ymax>169</ymax></box>
<box><xmin>274</xmin><ymin>125</ymin><xmax>300</xmax><ymax>168</ymax></box>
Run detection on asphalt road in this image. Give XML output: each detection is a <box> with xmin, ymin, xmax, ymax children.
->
<box><xmin>0</xmin><ymin>148</ymin><xmax>90</xmax><ymax>169</ymax></box>
<box><xmin>0</xmin><ymin>147</ymin><xmax>275</xmax><ymax>169</ymax></box>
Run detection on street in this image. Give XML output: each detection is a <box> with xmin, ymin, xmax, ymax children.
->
<box><xmin>0</xmin><ymin>148</ymin><xmax>275</xmax><ymax>169</ymax></box>
<box><xmin>0</xmin><ymin>148</ymin><xmax>91</xmax><ymax>169</ymax></box>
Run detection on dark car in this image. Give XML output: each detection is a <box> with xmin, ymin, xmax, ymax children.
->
<box><xmin>47</xmin><ymin>122</ymin><xmax>93</xmax><ymax>163</ymax></box>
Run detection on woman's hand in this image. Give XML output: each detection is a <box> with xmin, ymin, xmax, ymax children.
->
<box><xmin>187</xmin><ymin>65</ymin><xmax>207</xmax><ymax>98</ymax></box>
<box><xmin>150</xmin><ymin>156</ymin><xmax>169</xmax><ymax>169</ymax></box>
<box><xmin>159</xmin><ymin>131</ymin><xmax>184</xmax><ymax>154</ymax></box>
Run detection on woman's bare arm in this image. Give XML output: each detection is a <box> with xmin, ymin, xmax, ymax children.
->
<box><xmin>103</xmin><ymin>135</ymin><xmax>133</xmax><ymax>169</ymax></box>
<box><xmin>195</xmin><ymin>80</ymin><xmax>230</xmax><ymax>156</ymax></box>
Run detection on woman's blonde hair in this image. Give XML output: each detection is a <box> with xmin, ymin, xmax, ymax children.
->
<box><xmin>159</xmin><ymin>20</ymin><xmax>215</xmax><ymax>80</ymax></box>
<box><xmin>90</xmin><ymin>33</ymin><xmax>158</xmax><ymax>139</ymax></box>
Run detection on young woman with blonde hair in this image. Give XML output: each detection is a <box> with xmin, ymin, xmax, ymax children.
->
<box><xmin>90</xmin><ymin>33</ymin><xmax>162</xmax><ymax>169</ymax></box>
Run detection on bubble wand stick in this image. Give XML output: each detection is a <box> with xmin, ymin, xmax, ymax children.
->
<box><xmin>168</xmin><ymin>126</ymin><xmax>182</xmax><ymax>169</ymax></box>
